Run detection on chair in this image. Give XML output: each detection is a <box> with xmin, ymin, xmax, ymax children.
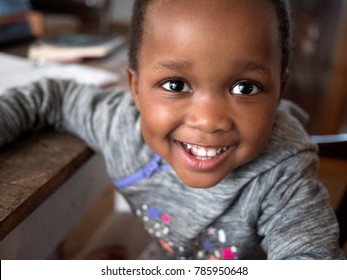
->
<box><xmin>29</xmin><ymin>0</ymin><xmax>113</xmax><ymax>35</ymax></box>
<box><xmin>312</xmin><ymin>133</ymin><xmax>347</xmax><ymax>158</ymax></box>
<box><xmin>311</xmin><ymin>133</ymin><xmax>347</xmax><ymax>249</ymax></box>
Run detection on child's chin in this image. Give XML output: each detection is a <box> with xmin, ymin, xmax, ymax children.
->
<box><xmin>180</xmin><ymin>175</ymin><xmax>224</xmax><ymax>189</ymax></box>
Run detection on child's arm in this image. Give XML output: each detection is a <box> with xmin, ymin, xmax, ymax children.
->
<box><xmin>257</xmin><ymin>151</ymin><xmax>345</xmax><ymax>259</ymax></box>
<box><xmin>0</xmin><ymin>78</ymin><xmax>135</xmax><ymax>154</ymax></box>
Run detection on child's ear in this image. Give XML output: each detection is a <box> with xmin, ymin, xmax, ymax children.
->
<box><xmin>127</xmin><ymin>67</ymin><xmax>140</xmax><ymax>110</ymax></box>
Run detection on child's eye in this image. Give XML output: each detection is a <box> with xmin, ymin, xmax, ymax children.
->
<box><xmin>161</xmin><ymin>79</ymin><xmax>191</xmax><ymax>93</ymax></box>
<box><xmin>230</xmin><ymin>81</ymin><xmax>261</xmax><ymax>95</ymax></box>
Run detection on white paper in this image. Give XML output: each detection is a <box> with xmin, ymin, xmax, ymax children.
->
<box><xmin>0</xmin><ymin>52</ymin><xmax>119</xmax><ymax>94</ymax></box>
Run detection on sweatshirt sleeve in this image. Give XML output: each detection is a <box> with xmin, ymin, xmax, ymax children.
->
<box><xmin>0</xmin><ymin>78</ymin><xmax>137</xmax><ymax>154</ymax></box>
<box><xmin>256</xmin><ymin>150</ymin><xmax>345</xmax><ymax>259</ymax></box>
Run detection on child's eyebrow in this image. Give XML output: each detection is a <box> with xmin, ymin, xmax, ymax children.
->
<box><xmin>152</xmin><ymin>59</ymin><xmax>272</xmax><ymax>77</ymax></box>
<box><xmin>152</xmin><ymin>60</ymin><xmax>192</xmax><ymax>72</ymax></box>
<box><xmin>234</xmin><ymin>60</ymin><xmax>272</xmax><ymax>77</ymax></box>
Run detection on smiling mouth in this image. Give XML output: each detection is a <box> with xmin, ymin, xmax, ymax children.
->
<box><xmin>179</xmin><ymin>141</ymin><xmax>231</xmax><ymax>160</ymax></box>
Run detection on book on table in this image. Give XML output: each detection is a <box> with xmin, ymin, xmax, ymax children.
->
<box><xmin>0</xmin><ymin>0</ymin><xmax>35</xmax><ymax>46</ymax></box>
<box><xmin>28</xmin><ymin>34</ymin><xmax>125</xmax><ymax>62</ymax></box>
<box><xmin>0</xmin><ymin>52</ymin><xmax>119</xmax><ymax>93</ymax></box>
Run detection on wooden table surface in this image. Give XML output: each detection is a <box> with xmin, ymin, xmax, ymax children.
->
<box><xmin>0</xmin><ymin>130</ymin><xmax>93</xmax><ymax>240</ymax></box>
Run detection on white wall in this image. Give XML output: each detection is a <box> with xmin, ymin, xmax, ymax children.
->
<box><xmin>111</xmin><ymin>0</ymin><xmax>134</xmax><ymax>24</ymax></box>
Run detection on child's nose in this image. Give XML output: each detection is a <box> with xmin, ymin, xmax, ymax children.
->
<box><xmin>185</xmin><ymin>96</ymin><xmax>233</xmax><ymax>134</ymax></box>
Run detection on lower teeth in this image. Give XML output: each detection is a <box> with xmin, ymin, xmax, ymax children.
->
<box><xmin>181</xmin><ymin>142</ymin><xmax>226</xmax><ymax>159</ymax></box>
<box><xmin>197</xmin><ymin>157</ymin><xmax>211</xmax><ymax>161</ymax></box>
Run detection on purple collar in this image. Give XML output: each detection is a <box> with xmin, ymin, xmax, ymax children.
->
<box><xmin>113</xmin><ymin>154</ymin><xmax>171</xmax><ymax>188</ymax></box>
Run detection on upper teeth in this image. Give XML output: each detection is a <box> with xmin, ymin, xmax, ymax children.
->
<box><xmin>182</xmin><ymin>142</ymin><xmax>228</xmax><ymax>157</ymax></box>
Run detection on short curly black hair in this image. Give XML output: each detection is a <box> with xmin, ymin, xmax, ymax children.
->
<box><xmin>128</xmin><ymin>0</ymin><xmax>291</xmax><ymax>77</ymax></box>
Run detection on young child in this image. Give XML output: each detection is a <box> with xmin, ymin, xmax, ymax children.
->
<box><xmin>0</xmin><ymin>0</ymin><xmax>345</xmax><ymax>259</ymax></box>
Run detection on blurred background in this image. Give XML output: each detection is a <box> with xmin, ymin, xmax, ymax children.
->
<box><xmin>0</xmin><ymin>0</ymin><xmax>346</xmax><ymax>260</ymax></box>
<box><xmin>287</xmin><ymin>0</ymin><xmax>347</xmax><ymax>135</ymax></box>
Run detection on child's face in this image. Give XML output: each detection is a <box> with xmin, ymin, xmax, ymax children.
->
<box><xmin>129</xmin><ymin>0</ymin><xmax>283</xmax><ymax>188</ymax></box>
